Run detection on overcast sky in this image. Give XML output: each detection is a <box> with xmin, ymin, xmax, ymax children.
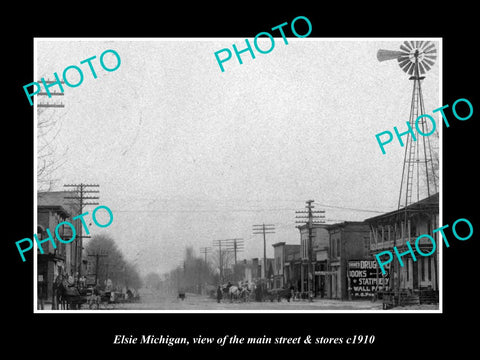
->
<box><xmin>35</xmin><ymin>38</ymin><xmax>440</xmax><ymax>276</ymax></box>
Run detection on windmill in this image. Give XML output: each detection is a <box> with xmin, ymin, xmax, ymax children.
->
<box><xmin>377</xmin><ymin>41</ymin><xmax>439</xmax><ymax>210</ymax></box>
<box><xmin>377</xmin><ymin>41</ymin><xmax>439</xmax><ymax>292</ymax></box>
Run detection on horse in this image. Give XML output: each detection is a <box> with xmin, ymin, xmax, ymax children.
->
<box><xmin>240</xmin><ymin>286</ymin><xmax>252</xmax><ymax>302</ymax></box>
<box><xmin>222</xmin><ymin>283</ymin><xmax>233</xmax><ymax>300</ymax></box>
<box><xmin>227</xmin><ymin>284</ymin><xmax>252</xmax><ymax>302</ymax></box>
<box><xmin>53</xmin><ymin>275</ymin><xmax>68</xmax><ymax>309</ymax></box>
<box><xmin>228</xmin><ymin>285</ymin><xmax>242</xmax><ymax>302</ymax></box>
<box><xmin>53</xmin><ymin>276</ymin><xmax>83</xmax><ymax>309</ymax></box>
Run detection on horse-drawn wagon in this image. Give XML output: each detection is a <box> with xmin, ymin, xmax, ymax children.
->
<box><xmin>55</xmin><ymin>277</ymin><xmax>139</xmax><ymax>310</ymax></box>
<box><xmin>266</xmin><ymin>288</ymin><xmax>293</xmax><ymax>302</ymax></box>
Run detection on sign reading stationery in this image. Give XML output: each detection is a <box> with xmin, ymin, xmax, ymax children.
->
<box><xmin>348</xmin><ymin>260</ymin><xmax>389</xmax><ymax>298</ymax></box>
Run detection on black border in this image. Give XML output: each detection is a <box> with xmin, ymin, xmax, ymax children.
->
<box><xmin>7</xmin><ymin>5</ymin><xmax>478</xmax><ymax>356</ymax></box>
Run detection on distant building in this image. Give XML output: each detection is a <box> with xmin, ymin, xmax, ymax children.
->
<box><xmin>237</xmin><ymin>258</ymin><xmax>260</xmax><ymax>284</ymax></box>
<box><xmin>272</xmin><ymin>242</ymin><xmax>300</xmax><ymax>289</ymax></box>
<box><xmin>324</xmin><ymin>221</ymin><xmax>370</xmax><ymax>300</ymax></box>
<box><xmin>297</xmin><ymin>224</ymin><xmax>330</xmax><ymax>296</ymax></box>
<box><xmin>284</xmin><ymin>244</ymin><xmax>302</xmax><ymax>291</ymax></box>
<box><xmin>260</xmin><ymin>258</ymin><xmax>275</xmax><ymax>289</ymax></box>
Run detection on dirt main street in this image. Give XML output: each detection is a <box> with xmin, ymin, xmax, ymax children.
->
<box><xmin>113</xmin><ymin>289</ymin><xmax>385</xmax><ymax>311</ymax></box>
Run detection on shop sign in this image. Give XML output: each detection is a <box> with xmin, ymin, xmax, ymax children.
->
<box><xmin>348</xmin><ymin>260</ymin><xmax>390</xmax><ymax>298</ymax></box>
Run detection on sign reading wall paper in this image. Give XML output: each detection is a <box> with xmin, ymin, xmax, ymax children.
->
<box><xmin>348</xmin><ymin>260</ymin><xmax>390</xmax><ymax>298</ymax></box>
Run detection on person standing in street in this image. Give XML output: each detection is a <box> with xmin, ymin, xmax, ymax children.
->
<box><xmin>216</xmin><ymin>285</ymin><xmax>223</xmax><ymax>303</ymax></box>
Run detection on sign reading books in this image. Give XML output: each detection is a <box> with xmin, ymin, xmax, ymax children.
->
<box><xmin>348</xmin><ymin>260</ymin><xmax>390</xmax><ymax>298</ymax></box>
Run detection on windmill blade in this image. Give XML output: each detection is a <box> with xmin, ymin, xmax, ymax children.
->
<box><xmin>418</xmin><ymin>61</ymin><xmax>426</xmax><ymax>75</ymax></box>
<box><xmin>423</xmin><ymin>57</ymin><xmax>436</xmax><ymax>66</ymax></box>
<box><xmin>380</xmin><ymin>41</ymin><xmax>437</xmax><ymax>75</ymax></box>
<box><xmin>400</xmin><ymin>44</ymin><xmax>411</xmax><ymax>53</ymax></box>
<box><xmin>377</xmin><ymin>49</ymin><xmax>404</xmax><ymax>62</ymax></box>
<box><xmin>408</xmin><ymin>62</ymin><xmax>416</xmax><ymax>75</ymax></box>
<box><xmin>398</xmin><ymin>57</ymin><xmax>412</xmax><ymax>69</ymax></box>
<box><xmin>403</xmin><ymin>41</ymin><xmax>413</xmax><ymax>50</ymax></box>
<box><xmin>402</xmin><ymin>61</ymin><xmax>414</xmax><ymax>74</ymax></box>
<box><xmin>423</xmin><ymin>42</ymin><xmax>436</xmax><ymax>53</ymax></box>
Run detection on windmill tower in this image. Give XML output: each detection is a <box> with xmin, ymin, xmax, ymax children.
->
<box><xmin>377</xmin><ymin>41</ymin><xmax>439</xmax><ymax>292</ymax></box>
<box><xmin>377</xmin><ymin>41</ymin><xmax>439</xmax><ymax>210</ymax></box>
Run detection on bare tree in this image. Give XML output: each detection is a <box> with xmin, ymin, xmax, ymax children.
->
<box><xmin>211</xmin><ymin>248</ymin><xmax>235</xmax><ymax>283</ymax></box>
<box><xmin>37</xmin><ymin>108</ymin><xmax>69</xmax><ymax>191</ymax></box>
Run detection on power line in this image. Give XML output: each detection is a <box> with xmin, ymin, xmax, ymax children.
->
<box><xmin>314</xmin><ymin>203</ymin><xmax>387</xmax><ymax>214</ymax></box>
<box><xmin>36</xmin><ymin>79</ymin><xmax>65</xmax><ymax>109</ymax></box>
<box><xmin>110</xmin><ymin>204</ymin><xmax>387</xmax><ymax>214</ymax></box>
<box><xmin>199</xmin><ymin>247</ymin><xmax>212</xmax><ymax>265</ymax></box>
<box><xmin>103</xmin><ymin>196</ymin><xmax>388</xmax><ymax>213</ymax></box>
<box><xmin>212</xmin><ymin>238</ymin><xmax>244</xmax><ymax>276</ymax></box>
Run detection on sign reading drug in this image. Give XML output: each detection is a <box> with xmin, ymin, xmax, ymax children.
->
<box><xmin>348</xmin><ymin>260</ymin><xmax>390</xmax><ymax>298</ymax></box>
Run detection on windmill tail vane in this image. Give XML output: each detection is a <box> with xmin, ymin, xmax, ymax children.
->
<box><xmin>377</xmin><ymin>49</ymin><xmax>404</xmax><ymax>62</ymax></box>
<box><xmin>377</xmin><ymin>40</ymin><xmax>437</xmax><ymax>76</ymax></box>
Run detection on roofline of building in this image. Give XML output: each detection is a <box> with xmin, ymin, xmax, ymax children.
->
<box><xmin>38</xmin><ymin>204</ymin><xmax>71</xmax><ymax>218</ymax></box>
<box><xmin>364</xmin><ymin>192</ymin><xmax>439</xmax><ymax>223</ymax></box>
<box><xmin>296</xmin><ymin>223</ymin><xmax>329</xmax><ymax>230</ymax></box>
<box><xmin>322</xmin><ymin>220</ymin><xmax>368</xmax><ymax>230</ymax></box>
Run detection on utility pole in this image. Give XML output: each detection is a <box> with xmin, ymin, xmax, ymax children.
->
<box><xmin>212</xmin><ymin>239</ymin><xmax>244</xmax><ymax>283</ymax></box>
<box><xmin>219</xmin><ymin>239</ymin><xmax>244</xmax><ymax>265</ymax></box>
<box><xmin>225</xmin><ymin>238</ymin><xmax>244</xmax><ymax>283</ymax></box>
<box><xmin>36</xmin><ymin>79</ymin><xmax>65</xmax><ymax>109</ymax></box>
<box><xmin>87</xmin><ymin>252</ymin><xmax>108</xmax><ymax>286</ymax></box>
<box><xmin>199</xmin><ymin>246</ymin><xmax>212</xmax><ymax>293</ymax></box>
<box><xmin>212</xmin><ymin>240</ymin><xmax>224</xmax><ymax>283</ymax></box>
<box><xmin>64</xmin><ymin>183</ymin><xmax>100</xmax><ymax>281</ymax></box>
<box><xmin>252</xmin><ymin>224</ymin><xmax>275</xmax><ymax>279</ymax></box>
<box><xmin>200</xmin><ymin>247</ymin><xmax>212</xmax><ymax>265</ymax></box>
<box><xmin>295</xmin><ymin>200</ymin><xmax>325</xmax><ymax>298</ymax></box>
<box><xmin>105</xmin><ymin>263</ymin><xmax>109</xmax><ymax>280</ymax></box>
